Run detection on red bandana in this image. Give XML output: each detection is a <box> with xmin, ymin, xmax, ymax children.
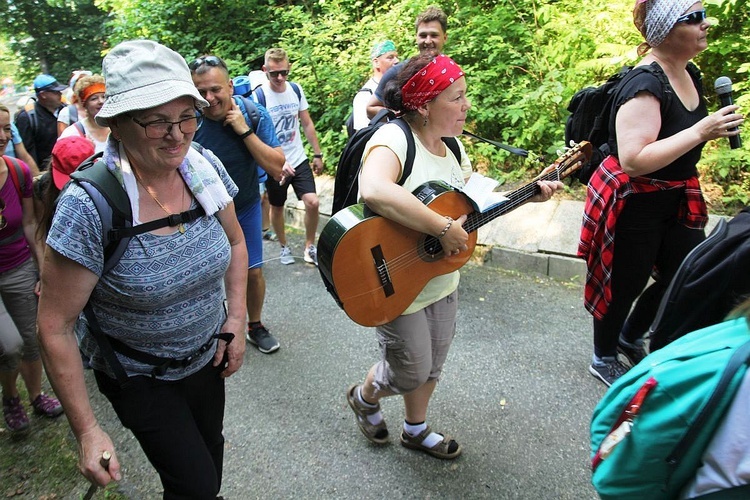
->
<box><xmin>402</xmin><ymin>55</ymin><xmax>464</xmax><ymax>110</ymax></box>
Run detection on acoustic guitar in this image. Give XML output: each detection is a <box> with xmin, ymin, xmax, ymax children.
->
<box><xmin>317</xmin><ymin>141</ymin><xmax>592</xmax><ymax>327</ymax></box>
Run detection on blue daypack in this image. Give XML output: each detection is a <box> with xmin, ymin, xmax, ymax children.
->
<box><xmin>252</xmin><ymin>81</ymin><xmax>301</xmax><ymax>108</ymax></box>
<box><xmin>590</xmin><ymin>317</ymin><xmax>750</xmax><ymax>499</ymax></box>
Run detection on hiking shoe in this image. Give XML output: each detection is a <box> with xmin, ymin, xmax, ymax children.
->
<box><xmin>279</xmin><ymin>246</ymin><xmax>294</xmax><ymax>265</ymax></box>
<box><xmin>589</xmin><ymin>359</ymin><xmax>629</xmax><ymax>387</ymax></box>
<box><xmin>346</xmin><ymin>384</ymin><xmax>389</xmax><ymax>445</ymax></box>
<box><xmin>400</xmin><ymin>426</ymin><xmax>462</xmax><ymax>460</ymax></box>
<box><xmin>246</xmin><ymin>323</ymin><xmax>280</xmax><ymax>354</ymax></box>
<box><xmin>617</xmin><ymin>340</ymin><xmax>648</xmax><ymax>368</ymax></box>
<box><xmin>31</xmin><ymin>393</ymin><xmax>64</xmax><ymax>418</ymax></box>
<box><xmin>262</xmin><ymin>229</ymin><xmax>277</xmax><ymax>241</ymax></box>
<box><xmin>3</xmin><ymin>396</ymin><xmax>30</xmax><ymax>433</ymax></box>
<box><xmin>303</xmin><ymin>244</ymin><xmax>318</xmax><ymax>266</ymax></box>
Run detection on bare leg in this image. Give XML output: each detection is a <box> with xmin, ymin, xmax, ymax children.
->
<box><xmin>246</xmin><ymin>268</ymin><xmax>265</xmax><ymax>324</ymax></box>
<box><xmin>300</xmin><ymin>192</ymin><xmax>319</xmax><ymax>249</ymax></box>
<box><xmin>270</xmin><ymin>205</ymin><xmax>287</xmax><ymax>247</ymax></box>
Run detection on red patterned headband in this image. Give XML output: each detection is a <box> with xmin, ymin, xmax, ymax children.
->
<box><xmin>402</xmin><ymin>55</ymin><xmax>464</xmax><ymax>110</ymax></box>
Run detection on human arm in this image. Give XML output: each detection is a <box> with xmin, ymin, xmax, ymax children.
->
<box><xmin>224</xmin><ymin>100</ymin><xmax>284</xmax><ymax>181</ymax></box>
<box><xmin>616</xmin><ymin>93</ymin><xmax>743</xmax><ymax>177</ymax></box>
<box><xmin>36</xmin><ymin>249</ymin><xmax>122</xmax><ymax>487</ymax></box>
<box><xmin>359</xmin><ymin>146</ymin><xmax>468</xmax><ymax>256</ymax></box>
<box><xmin>213</xmin><ymin>202</ymin><xmax>248</xmax><ymax>377</ymax></box>
<box><xmin>21</xmin><ymin>196</ymin><xmax>43</xmax><ymax>293</ymax></box>
<box><xmin>299</xmin><ymin>109</ymin><xmax>324</xmax><ymax>175</ymax></box>
<box><xmin>365</xmin><ymin>93</ymin><xmax>387</xmax><ymax>120</ymax></box>
<box><xmin>11</xmin><ymin>124</ymin><xmax>40</xmax><ymax>176</ymax></box>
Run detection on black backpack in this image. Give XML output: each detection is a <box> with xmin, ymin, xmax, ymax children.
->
<box><xmin>331</xmin><ymin>108</ymin><xmax>461</xmax><ymax>214</ymax></box>
<box><xmin>648</xmin><ymin>208</ymin><xmax>750</xmax><ymax>352</ymax></box>
<box><xmin>564</xmin><ymin>65</ymin><xmax>672</xmax><ymax>184</ymax></box>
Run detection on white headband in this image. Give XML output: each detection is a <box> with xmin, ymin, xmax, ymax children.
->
<box><xmin>644</xmin><ymin>0</ymin><xmax>699</xmax><ymax>47</ymax></box>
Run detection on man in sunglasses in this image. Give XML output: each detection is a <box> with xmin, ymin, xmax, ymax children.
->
<box><xmin>15</xmin><ymin>74</ymin><xmax>67</xmax><ymax>167</ymax></box>
<box><xmin>190</xmin><ymin>54</ymin><xmax>286</xmax><ymax>354</ymax></box>
<box><xmin>253</xmin><ymin>48</ymin><xmax>324</xmax><ymax>268</ymax></box>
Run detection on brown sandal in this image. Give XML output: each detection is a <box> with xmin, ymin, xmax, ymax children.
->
<box><xmin>400</xmin><ymin>425</ymin><xmax>462</xmax><ymax>459</ymax></box>
<box><xmin>346</xmin><ymin>384</ymin><xmax>389</xmax><ymax>445</ymax></box>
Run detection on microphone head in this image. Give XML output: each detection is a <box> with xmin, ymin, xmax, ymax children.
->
<box><xmin>715</xmin><ymin>76</ymin><xmax>733</xmax><ymax>94</ymax></box>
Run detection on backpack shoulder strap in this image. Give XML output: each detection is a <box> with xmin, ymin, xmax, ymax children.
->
<box><xmin>392</xmin><ymin>119</ymin><xmax>416</xmax><ymax>185</ymax></box>
<box><xmin>234</xmin><ymin>95</ymin><xmax>261</xmax><ymax>131</ymax></box>
<box><xmin>443</xmin><ymin>137</ymin><xmax>462</xmax><ymax>165</ymax></box>
<box><xmin>3</xmin><ymin>155</ymin><xmax>26</xmax><ymax>199</ymax></box>
<box><xmin>252</xmin><ymin>87</ymin><xmax>266</xmax><ymax>107</ymax></box>
<box><xmin>69</xmin><ymin>154</ymin><xmax>132</xmax><ymax>275</ymax></box>
<box><xmin>74</xmin><ymin>121</ymin><xmax>86</xmax><ymax>136</ymax></box>
<box><xmin>290</xmin><ymin>82</ymin><xmax>302</xmax><ymax>101</ymax></box>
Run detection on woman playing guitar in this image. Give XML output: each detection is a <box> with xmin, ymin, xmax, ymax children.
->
<box><xmin>345</xmin><ymin>54</ymin><xmax>563</xmax><ymax>460</ymax></box>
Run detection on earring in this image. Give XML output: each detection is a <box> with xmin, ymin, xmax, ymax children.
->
<box><xmin>423</xmin><ymin>116</ymin><xmax>428</xmax><ymax>127</ymax></box>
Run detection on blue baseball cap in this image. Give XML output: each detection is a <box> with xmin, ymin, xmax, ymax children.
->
<box><xmin>33</xmin><ymin>74</ymin><xmax>67</xmax><ymax>93</ymax></box>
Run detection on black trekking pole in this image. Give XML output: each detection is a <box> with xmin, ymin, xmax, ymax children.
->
<box><xmin>461</xmin><ymin>130</ymin><xmax>528</xmax><ymax>157</ymax></box>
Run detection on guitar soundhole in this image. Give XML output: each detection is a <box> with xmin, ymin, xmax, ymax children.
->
<box><xmin>419</xmin><ymin>235</ymin><xmax>445</xmax><ymax>262</ymax></box>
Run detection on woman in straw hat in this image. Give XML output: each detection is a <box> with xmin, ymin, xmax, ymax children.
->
<box><xmin>37</xmin><ymin>40</ymin><xmax>247</xmax><ymax>498</ymax></box>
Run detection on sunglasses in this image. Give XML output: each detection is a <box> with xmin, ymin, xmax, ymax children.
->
<box><xmin>676</xmin><ymin>9</ymin><xmax>706</xmax><ymax>25</ymax></box>
<box><xmin>268</xmin><ymin>70</ymin><xmax>289</xmax><ymax>78</ymax></box>
<box><xmin>188</xmin><ymin>55</ymin><xmax>227</xmax><ymax>71</ymax></box>
<box><xmin>0</xmin><ymin>198</ymin><xmax>6</xmax><ymax>231</ymax></box>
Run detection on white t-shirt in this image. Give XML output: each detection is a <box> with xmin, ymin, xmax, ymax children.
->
<box><xmin>352</xmin><ymin>78</ymin><xmax>378</xmax><ymax>131</ymax></box>
<box><xmin>360</xmin><ymin>122</ymin><xmax>472</xmax><ymax>315</ymax></box>
<box><xmin>59</xmin><ymin>122</ymin><xmax>108</xmax><ymax>154</ymax></box>
<box><xmin>255</xmin><ymin>82</ymin><xmax>309</xmax><ymax>168</ymax></box>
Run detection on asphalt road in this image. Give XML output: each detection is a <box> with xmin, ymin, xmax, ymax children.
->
<box><xmin>74</xmin><ymin>233</ymin><xmax>605</xmax><ymax>499</ymax></box>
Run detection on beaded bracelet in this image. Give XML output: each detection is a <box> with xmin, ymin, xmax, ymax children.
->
<box><xmin>437</xmin><ymin>217</ymin><xmax>453</xmax><ymax>239</ymax></box>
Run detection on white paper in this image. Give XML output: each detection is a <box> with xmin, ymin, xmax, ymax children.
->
<box><xmin>460</xmin><ymin>172</ymin><xmax>509</xmax><ymax>213</ymax></box>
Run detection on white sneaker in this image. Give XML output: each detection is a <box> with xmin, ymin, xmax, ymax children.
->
<box><xmin>279</xmin><ymin>246</ymin><xmax>294</xmax><ymax>265</ymax></box>
<box><xmin>304</xmin><ymin>244</ymin><xmax>318</xmax><ymax>266</ymax></box>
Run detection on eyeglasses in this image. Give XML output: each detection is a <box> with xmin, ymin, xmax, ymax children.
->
<box><xmin>188</xmin><ymin>55</ymin><xmax>227</xmax><ymax>71</ymax></box>
<box><xmin>676</xmin><ymin>9</ymin><xmax>706</xmax><ymax>25</ymax></box>
<box><xmin>130</xmin><ymin>114</ymin><xmax>203</xmax><ymax>139</ymax></box>
<box><xmin>0</xmin><ymin>198</ymin><xmax>6</xmax><ymax>231</ymax></box>
<box><xmin>268</xmin><ymin>70</ymin><xmax>289</xmax><ymax>78</ymax></box>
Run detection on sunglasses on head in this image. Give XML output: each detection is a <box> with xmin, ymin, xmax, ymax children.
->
<box><xmin>268</xmin><ymin>70</ymin><xmax>289</xmax><ymax>78</ymax></box>
<box><xmin>188</xmin><ymin>55</ymin><xmax>227</xmax><ymax>71</ymax></box>
<box><xmin>676</xmin><ymin>9</ymin><xmax>706</xmax><ymax>25</ymax></box>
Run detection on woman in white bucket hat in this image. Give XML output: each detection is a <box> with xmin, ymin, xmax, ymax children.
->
<box><xmin>38</xmin><ymin>40</ymin><xmax>248</xmax><ymax>499</ymax></box>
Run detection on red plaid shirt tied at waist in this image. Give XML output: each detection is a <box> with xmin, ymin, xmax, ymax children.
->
<box><xmin>577</xmin><ymin>155</ymin><xmax>708</xmax><ymax>320</ymax></box>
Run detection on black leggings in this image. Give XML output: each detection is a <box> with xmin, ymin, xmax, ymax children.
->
<box><xmin>593</xmin><ymin>189</ymin><xmax>705</xmax><ymax>358</ymax></box>
<box><xmin>95</xmin><ymin>360</ymin><xmax>225</xmax><ymax>499</ymax></box>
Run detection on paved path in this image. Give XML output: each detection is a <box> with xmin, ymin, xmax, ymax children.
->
<box><xmin>74</xmin><ymin>234</ymin><xmax>605</xmax><ymax>499</ymax></box>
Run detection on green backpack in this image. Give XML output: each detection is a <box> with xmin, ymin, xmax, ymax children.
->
<box><xmin>590</xmin><ymin>317</ymin><xmax>750</xmax><ymax>499</ymax></box>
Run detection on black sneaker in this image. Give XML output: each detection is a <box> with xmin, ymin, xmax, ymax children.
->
<box><xmin>246</xmin><ymin>323</ymin><xmax>280</xmax><ymax>354</ymax></box>
<box><xmin>617</xmin><ymin>341</ymin><xmax>648</xmax><ymax>367</ymax></box>
<box><xmin>589</xmin><ymin>359</ymin><xmax>629</xmax><ymax>387</ymax></box>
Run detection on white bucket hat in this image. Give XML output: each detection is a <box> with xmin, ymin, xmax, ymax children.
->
<box><xmin>95</xmin><ymin>40</ymin><xmax>209</xmax><ymax>126</ymax></box>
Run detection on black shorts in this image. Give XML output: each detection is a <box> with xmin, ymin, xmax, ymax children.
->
<box><xmin>266</xmin><ymin>159</ymin><xmax>316</xmax><ymax>207</ymax></box>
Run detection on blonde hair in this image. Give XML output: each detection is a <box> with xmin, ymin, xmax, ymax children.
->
<box><xmin>74</xmin><ymin>74</ymin><xmax>106</xmax><ymax>102</ymax></box>
<box><xmin>265</xmin><ymin>48</ymin><xmax>288</xmax><ymax>66</ymax></box>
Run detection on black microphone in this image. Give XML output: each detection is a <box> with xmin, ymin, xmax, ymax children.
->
<box><xmin>714</xmin><ymin>76</ymin><xmax>742</xmax><ymax>149</ymax></box>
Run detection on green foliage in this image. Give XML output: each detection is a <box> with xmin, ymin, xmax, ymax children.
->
<box><xmin>0</xmin><ymin>0</ymin><xmax>108</xmax><ymax>83</ymax></box>
<box><xmin>0</xmin><ymin>0</ymin><xmax>747</xmax><ymax>211</ymax></box>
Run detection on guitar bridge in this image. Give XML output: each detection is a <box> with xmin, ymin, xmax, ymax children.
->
<box><xmin>370</xmin><ymin>245</ymin><xmax>394</xmax><ymax>297</ymax></box>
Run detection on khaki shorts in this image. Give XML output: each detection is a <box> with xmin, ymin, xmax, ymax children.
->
<box><xmin>372</xmin><ymin>290</ymin><xmax>458</xmax><ymax>395</ymax></box>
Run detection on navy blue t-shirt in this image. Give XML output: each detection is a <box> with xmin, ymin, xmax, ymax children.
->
<box><xmin>194</xmin><ymin>102</ymin><xmax>280</xmax><ymax>211</ymax></box>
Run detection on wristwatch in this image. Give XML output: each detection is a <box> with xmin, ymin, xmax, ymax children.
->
<box><xmin>313</xmin><ymin>154</ymin><xmax>323</xmax><ymax>159</ymax></box>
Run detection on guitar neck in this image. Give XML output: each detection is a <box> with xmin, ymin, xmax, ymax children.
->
<box><xmin>463</xmin><ymin>168</ymin><xmax>561</xmax><ymax>234</ymax></box>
